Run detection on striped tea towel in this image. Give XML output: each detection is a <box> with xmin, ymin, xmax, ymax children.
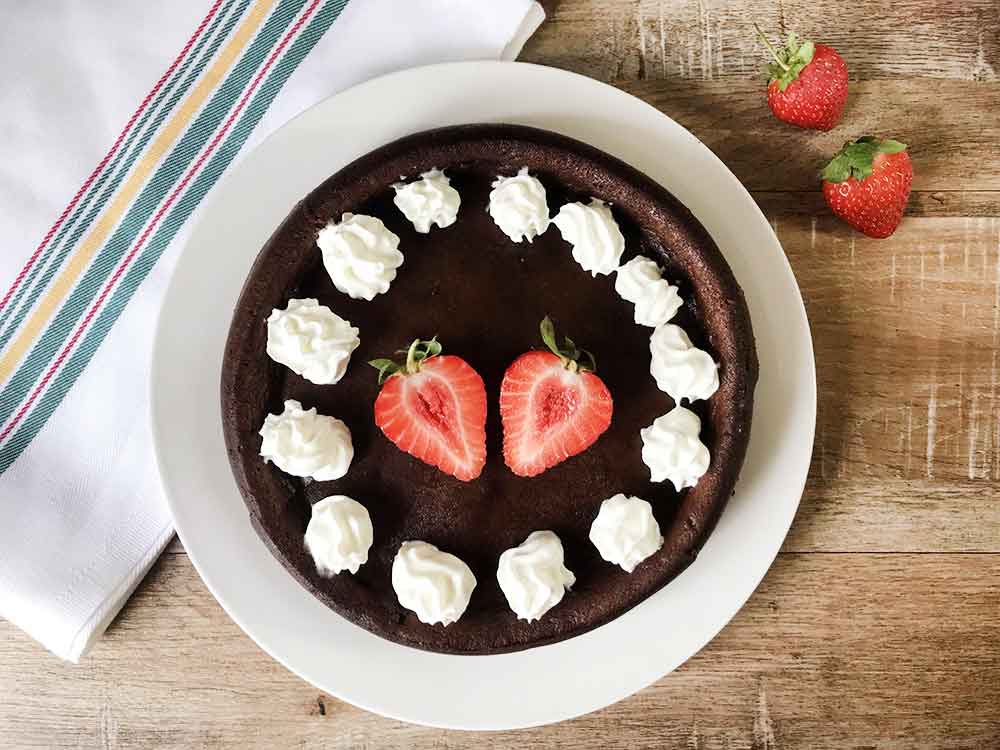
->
<box><xmin>0</xmin><ymin>0</ymin><xmax>544</xmax><ymax>662</ymax></box>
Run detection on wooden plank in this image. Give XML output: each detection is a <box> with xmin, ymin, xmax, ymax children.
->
<box><xmin>753</xmin><ymin>191</ymin><xmax>1000</xmax><ymax>219</ymax></box>
<box><xmin>787</xmin><ymin>480</ymin><xmax>999</xmax><ymax>552</ymax></box>
<box><xmin>782</xmin><ymin>217</ymin><xmax>1000</xmax><ymax>483</ymax></box>
<box><xmin>778</xmin><ymin>216</ymin><xmax>1000</xmax><ymax>552</ymax></box>
<box><xmin>612</xmin><ymin>79</ymin><xmax>1000</xmax><ymax>194</ymax></box>
<box><xmin>1</xmin><ymin>551</ymin><xmax>997</xmax><ymax>749</ymax></box>
<box><xmin>525</xmin><ymin>0</ymin><xmax>1000</xmax><ymax>84</ymax></box>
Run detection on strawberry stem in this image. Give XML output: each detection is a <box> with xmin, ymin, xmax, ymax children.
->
<box><xmin>539</xmin><ymin>316</ymin><xmax>597</xmax><ymax>374</ymax></box>
<box><xmin>754</xmin><ymin>22</ymin><xmax>789</xmax><ymax>72</ymax></box>
<box><xmin>405</xmin><ymin>339</ymin><xmax>420</xmax><ymax>373</ymax></box>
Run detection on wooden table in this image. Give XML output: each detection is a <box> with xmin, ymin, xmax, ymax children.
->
<box><xmin>3</xmin><ymin>2</ymin><xmax>999</xmax><ymax>747</ymax></box>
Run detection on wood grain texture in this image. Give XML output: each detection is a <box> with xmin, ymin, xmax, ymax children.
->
<box><xmin>781</xmin><ymin>216</ymin><xmax>1000</xmax><ymax>553</ymax></box>
<box><xmin>2</xmin><ymin>552</ymin><xmax>999</xmax><ymax>749</ymax></box>
<box><xmin>614</xmin><ymin>80</ymin><xmax>1000</xmax><ymax>194</ymax></box>
<box><xmin>524</xmin><ymin>0</ymin><xmax>1000</xmax><ymax>84</ymax></box>
<box><xmin>4</xmin><ymin>1</ymin><xmax>1000</xmax><ymax>747</ymax></box>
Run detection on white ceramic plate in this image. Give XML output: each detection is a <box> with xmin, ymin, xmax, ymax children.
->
<box><xmin>151</xmin><ymin>61</ymin><xmax>815</xmax><ymax>730</ymax></box>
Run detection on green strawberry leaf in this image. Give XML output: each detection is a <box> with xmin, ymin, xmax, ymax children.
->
<box><xmin>562</xmin><ymin>336</ymin><xmax>582</xmax><ymax>361</ymax></box>
<box><xmin>540</xmin><ymin>316</ymin><xmax>559</xmax><ymax>355</ymax></box>
<box><xmin>798</xmin><ymin>40</ymin><xmax>815</xmax><ymax>64</ymax></box>
<box><xmin>368</xmin><ymin>358</ymin><xmax>401</xmax><ymax>385</ymax></box>
<box><xmin>877</xmin><ymin>139</ymin><xmax>907</xmax><ymax>154</ymax></box>
<box><xmin>821</xmin><ymin>136</ymin><xmax>909</xmax><ymax>183</ymax></box>
<box><xmin>820</xmin><ymin>155</ymin><xmax>852</xmax><ymax>183</ymax></box>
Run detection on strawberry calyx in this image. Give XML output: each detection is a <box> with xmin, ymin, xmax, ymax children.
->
<box><xmin>821</xmin><ymin>136</ymin><xmax>908</xmax><ymax>183</ymax></box>
<box><xmin>369</xmin><ymin>337</ymin><xmax>442</xmax><ymax>384</ymax></box>
<box><xmin>755</xmin><ymin>23</ymin><xmax>815</xmax><ymax>91</ymax></box>
<box><xmin>539</xmin><ymin>316</ymin><xmax>596</xmax><ymax>374</ymax></box>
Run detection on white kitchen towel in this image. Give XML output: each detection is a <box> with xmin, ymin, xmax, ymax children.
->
<box><xmin>0</xmin><ymin>0</ymin><xmax>544</xmax><ymax>662</ymax></box>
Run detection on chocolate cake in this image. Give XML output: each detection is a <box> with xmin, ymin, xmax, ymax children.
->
<box><xmin>220</xmin><ymin>124</ymin><xmax>758</xmax><ymax>654</ymax></box>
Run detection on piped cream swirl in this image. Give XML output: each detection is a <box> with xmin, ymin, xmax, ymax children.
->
<box><xmin>649</xmin><ymin>324</ymin><xmax>719</xmax><ymax>402</ymax></box>
<box><xmin>304</xmin><ymin>495</ymin><xmax>373</xmax><ymax>576</ymax></box>
<box><xmin>317</xmin><ymin>213</ymin><xmax>403</xmax><ymax>301</ymax></box>
<box><xmin>258</xmin><ymin>399</ymin><xmax>353</xmax><ymax>481</ymax></box>
<box><xmin>497</xmin><ymin>530</ymin><xmax>575</xmax><ymax>621</ymax></box>
<box><xmin>639</xmin><ymin>406</ymin><xmax>710</xmax><ymax>491</ymax></box>
<box><xmin>589</xmin><ymin>494</ymin><xmax>663</xmax><ymax>573</ymax></box>
<box><xmin>552</xmin><ymin>198</ymin><xmax>625</xmax><ymax>276</ymax></box>
<box><xmin>614</xmin><ymin>256</ymin><xmax>683</xmax><ymax>328</ymax></box>
<box><xmin>265</xmin><ymin>298</ymin><xmax>359</xmax><ymax>385</ymax></box>
<box><xmin>393</xmin><ymin>169</ymin><xmax>460</xmax><ymax>233</ymax></box>
<box><xmin>391</xmin><ymin>541</ymin><xmax>476</xmax><ymax>626</ymax></box>
<box><xmin>488</xmin><ymin>167</ymin><xmax>550</xmax><ymax>243</ymax></box>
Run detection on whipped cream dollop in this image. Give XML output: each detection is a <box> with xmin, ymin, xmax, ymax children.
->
<box><xmin>304</xmin><ymin>495</ymin><xmax>373</xmax><ymax>576</ymax></box>
<box><xmin>265</xmin><ymin>298</ymin><xmax>360</xmax><ymax>385</ymax></box>
<box><xmin>589</xmin><ymin>494</ymin><xmax>663</xmax><ymax>573</ymax></box>
<box><xmin>552</xmin><ymin>198</ymin><xmax>625</xmax><ymax>276</ymax></box>
<box><xmin>640</xmin><ymin>406</ymin><xmax>710</xmax><ymax>490</ymax></box>
<box><xmin>391</xmin><ymin>541</ymin><xmax>476</xmax><ymax>626</ymax></box>
<box><xmin>316</xmin><ymin>213</ymin><xmax>403</xmax><ymax>301</ymax></box>
<box><xmin>649</xmin><ymin>324</ymin><xmax>719</xmax><ymax>402</ymax></box>
<box><xmin>615</xmin><ymin>256</ymin><xmax>683</xmax><ymax>327</ymax></box>
<box><xmin>488</xmin><ymin>167</ymin><xmax>550</xmax><ymax>243</ymax></box>
<box><xmin>259</xmin><ymin>399</ymin><xmax>353</xmax><ymax>481</ymax></box>
<box><xmin>392</xmin><ymin>169</ymin><xmax>461</xmax><ymax>233</ymax></box>
<box><xmin>497</xmin><ymin>530</ymin><xmax>575</xmax><ymax>622</ymax></box>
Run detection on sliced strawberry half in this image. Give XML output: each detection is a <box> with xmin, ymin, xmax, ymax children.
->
<box><xmin>500</xmin><ymin>317</ymin><xmax>613</xmax><ymax>477</ymax></box>
<box><xmin>370</xmin><ymin>338</ymin><xmax>487</xmax><ymax>481</ymax></box>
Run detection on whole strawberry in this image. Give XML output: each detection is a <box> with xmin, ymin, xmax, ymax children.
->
<box><xmin>821</xmin><ymin>136</ymin><xmax>912</xmax><ymax>238</ymax></box>
<box><xmin>756</xmin><ymin>26</ymin><xmax>848</xmax><ymax>131</ymax></box>
<box><xmin>369</xmin><ymin>337</ymin><xmax>487</xmax><ymax>481</ymax></box>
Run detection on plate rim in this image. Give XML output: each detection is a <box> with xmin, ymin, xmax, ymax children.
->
<box><xmin>151</xmin><ymin>59</ymin><xmax>816</xmax><ymax>730</ymax></box>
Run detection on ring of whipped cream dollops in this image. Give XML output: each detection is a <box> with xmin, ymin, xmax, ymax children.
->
<box><xmin>256</xmin><ymin>166</ymin><xmax>721</xmax><ymax>627</ymax></box>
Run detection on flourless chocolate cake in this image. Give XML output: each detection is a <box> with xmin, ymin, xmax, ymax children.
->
<box><xmin>220</xmin><ymin>124</ymin><xmax>757</xmax><ymax>654</ymax></box>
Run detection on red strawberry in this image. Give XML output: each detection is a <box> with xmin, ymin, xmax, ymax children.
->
<box><xmin>370</xmin><ymin>338</ymin><xmax>486</xmax><ymax>481</ymax></box>
<box><xmin>821</xmin><ymin>136</ymin><xmax>913</xmax><ymax>238</ymax></box>
<box><xmin>756</xmin><ymin>26</ymin><xmax>848</xmax><ymax>131</ymax></box>
<box><xmin>500</xmin><ymin>317</ymin><xmax>613</xmax><ymax>477</ymax></box>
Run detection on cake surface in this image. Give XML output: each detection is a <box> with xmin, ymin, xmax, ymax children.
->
<box><xmin>220</xmin><ymin>124</ymin><xmax>758</xmax><ymax>654</ymax></box>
